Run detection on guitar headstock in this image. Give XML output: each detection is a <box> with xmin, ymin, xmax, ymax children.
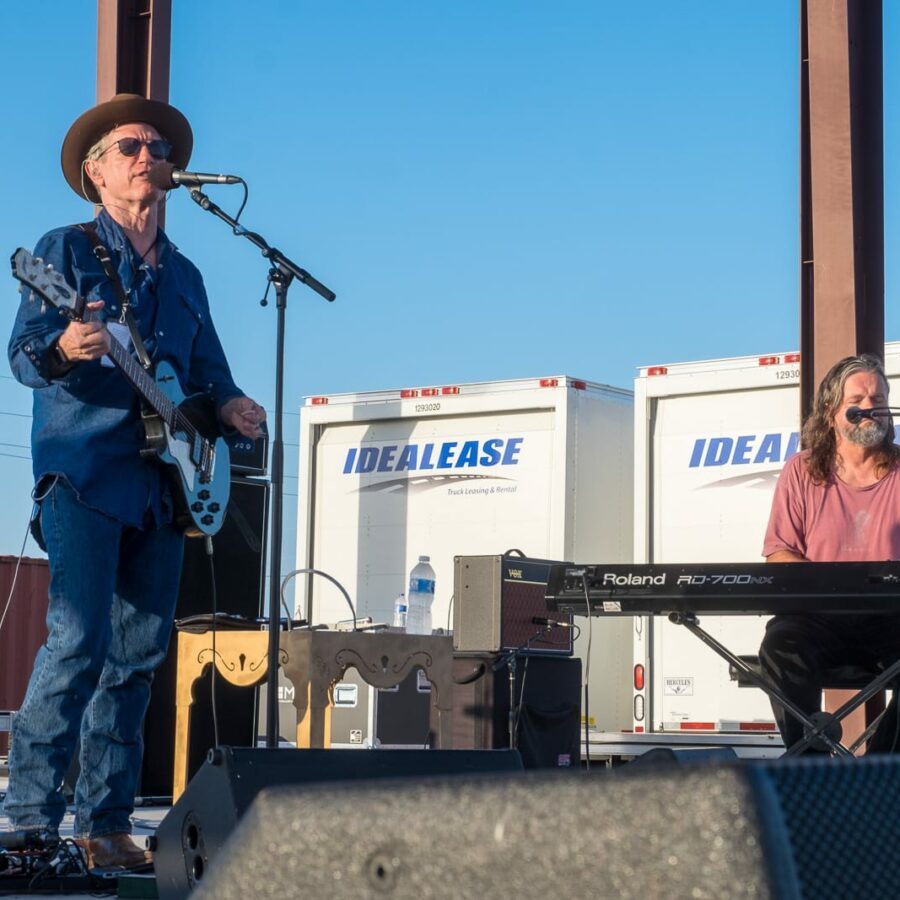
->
<box><xmin>10</xmin><ymin>248</ymin><xmax>84</xmax><ymax>320</ymax></box>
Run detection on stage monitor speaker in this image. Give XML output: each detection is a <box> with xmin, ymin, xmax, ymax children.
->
<box><xmin>154</xmin><ymin>746</ymin><xmax>524</xmax><ymax>900</ymax></box>
<box><xmin>453</xmin><ymin>654</ymin><xmax>581</xmax><ymax>768</ymax></box>
<box><xmin>139</xmin><ymin>477</ymin><xmax>269</xmax><ymax>798</ymax></box>
<box><xmin>180</xmin><ymin>758</ymin><xmax>814</xmax><ymax>900</ymax></box>
<box><xmin>453</xmin><ymin>555</ymin><xmax>573</xmax><ymax>655</ymax></box>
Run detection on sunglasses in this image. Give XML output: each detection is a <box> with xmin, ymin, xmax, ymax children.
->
<box><xmin>99</xmin><ymin>137</ymin><xmax>172</xmax><ymax>161</ymax></box>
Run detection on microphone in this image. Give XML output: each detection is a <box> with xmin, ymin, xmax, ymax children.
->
<box><xmin>532</xmin><ymin>616</ymin><xmax>574</xmax><ymax>629</ymax></box>
<box><xmin>846</xmin><ymin>406</ymin><xmax>894</xmax><ymax>424</ymax></box>
<box><xmin>0</xmin><ymin>829</ymin><xmax>52</xmax><ymax>851</ymax></box>
<box><xmin>846</xmin><ymin>407</ymin><xmax>873</xmax><ymax>424</ymax></box>
<box><xmin>149</xmin><ymin>162</ymin><xmax>241</xmax><ymax>190</ymax></box>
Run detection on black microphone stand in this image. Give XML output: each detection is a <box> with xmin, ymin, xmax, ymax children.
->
<box><xmin>187</xmin><ymin>187</ymin><xmax>335</xmax><ymax>749</ymax></box>
<box><xmin>491</xmin><ymin>630</ymin><xmax>546</xmax><ymax>750</ymax></box>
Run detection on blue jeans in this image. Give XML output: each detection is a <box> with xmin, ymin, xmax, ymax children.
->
<box><xmin>4</xmin><ymin>479</ymin><xmax>184</xmax><ymax>837</ymax></box>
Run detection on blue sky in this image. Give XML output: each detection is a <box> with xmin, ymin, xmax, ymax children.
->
<box><xmin>1</xmin><ymin>1</ymin><xmax>898</xmax><ymax>568</ymax></box>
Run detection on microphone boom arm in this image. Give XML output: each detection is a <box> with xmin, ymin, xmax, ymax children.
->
<box><xmin>187</xmin><ymin>188</ymin><xmax>336</xmax><ymax>302</ymax></box>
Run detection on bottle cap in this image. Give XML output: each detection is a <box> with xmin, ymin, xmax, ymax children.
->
<box><xmin>419</xmin><ymin>555</ymin><xmax>430</xmax><ymax>562</ymax></box>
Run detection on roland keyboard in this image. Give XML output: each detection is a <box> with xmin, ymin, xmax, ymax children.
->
<box><xmin>544</xmin><ymin>562</ymin><xmax>900</xmax><ymax>617</ymax></box>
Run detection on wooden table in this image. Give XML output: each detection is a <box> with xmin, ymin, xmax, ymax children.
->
<box><xmin>172</xmin><ymin>628</ymin><xmax>454</xmax><ymax>801</ymax></box>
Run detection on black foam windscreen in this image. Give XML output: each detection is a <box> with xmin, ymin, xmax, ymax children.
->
<box><xmin>139</xmin><ymin>478</ymin><xmax>269</xmax><ymax>798</ymax></box>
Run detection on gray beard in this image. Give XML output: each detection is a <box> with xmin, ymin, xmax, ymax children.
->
<box><xmin>842</xmin><ymin>418</ymin><xmax>888</xmax><ymax>448</ymax></box>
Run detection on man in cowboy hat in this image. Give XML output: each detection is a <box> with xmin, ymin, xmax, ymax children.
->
<box><xmin>4</xmin><ymin>94</ymin><xmax>265</xmax><ymax>870</ymax></box>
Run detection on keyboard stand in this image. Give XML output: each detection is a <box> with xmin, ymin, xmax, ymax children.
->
<box><xmin>667</xmin><ymin>612</ymin><xmax>897</xmax><ymax>758</ymax></box>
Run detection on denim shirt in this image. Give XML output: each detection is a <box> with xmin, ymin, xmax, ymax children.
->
<box><xmin>8</xmin><ymin>210</ymin><xmax>244</xmax><ymax>529</ymax></box>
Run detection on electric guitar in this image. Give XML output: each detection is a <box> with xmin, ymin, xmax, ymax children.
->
<box><xmin>11</xmin><ymin>247</ymin><xmax>230</xmax><ymax>537</ymax></box>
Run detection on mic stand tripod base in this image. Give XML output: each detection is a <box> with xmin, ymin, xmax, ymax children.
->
<box><xmin>491</xmin><ymin>630</ymin><xmax>546</xmax><ymax>750</ymax></box>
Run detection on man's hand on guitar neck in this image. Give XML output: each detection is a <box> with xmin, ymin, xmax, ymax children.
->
<box><xmin>219</xmin><ymin>395</ymin><xmax>266</xmax><ymax>439</ymax></box>
<box><xmin>56</xmin><ymin>300</ymin><xmax>111</xmax><ymax>363</ymax></box>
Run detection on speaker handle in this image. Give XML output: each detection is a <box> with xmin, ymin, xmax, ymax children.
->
<box><xmin>453</xmin><ymin>662</ymin><xmax>487</xmax><ymax>685</ymax></box>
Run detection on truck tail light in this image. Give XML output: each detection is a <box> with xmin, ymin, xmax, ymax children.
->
<box><xmin>539</xmin><ymin>378</ymin><xmax>559</xmax><ymax>387</ymax></box>
<box><xmin>633</xmin><ymin>695</ymin><xmax>645</xmax><ymax>722</ymax></box>
<box><xmin>400</xmin><ymin>389</ymin><xmax>418</xmax><ymax>398</ymax></box>
<box><xmin>421</xmin><ymin>388</ymin><xmax>439</xmax><ymax>397</ymax></box>
<box><xmin>633</xmin><ymin>664</ymin><xmax>645</xmax><ymax>691</ymax></box>
<box><xmin>784</xmin><ymin>353</ymin><xmax>801</xmax><ymax>363</ymax></box>
<box><xmin>441</xmin><ymin>386</ymin><xmax>460</xmax><ymax>395</ymax></box>
<box><xmin>758</xmin><ymin>356</ymin><xmax>779</xmax><ymax>366</ymax></box>
<box><xmin>311</xmin><ymin>396</ymin><xmax>328</xmax><ymax>405</ymax></box>
<box><xmin>647</xmin><ymin>366</ymin><xmax>667</xmax><ymax>376</ymax></box>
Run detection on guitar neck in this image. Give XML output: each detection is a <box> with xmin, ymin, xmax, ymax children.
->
<box><xmin>104</xmin><ymin>333</ymin><xmax>175</xmax><ymax>426</ymax></box>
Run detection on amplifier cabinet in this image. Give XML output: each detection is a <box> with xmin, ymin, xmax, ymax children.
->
<box><xmin>453</xmin><ymin>555</ymin><xmax>573</xmax><ymax>655</ymax></box>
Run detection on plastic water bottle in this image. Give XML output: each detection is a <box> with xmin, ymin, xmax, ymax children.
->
<box><xmin>392</xmin><ymin>592</ymin><xmax>408</xmax><ymax>630</ymax></box>
<box><xmin>406</xmin><ymin>556</ymin><xmax>435</xmax><ymax>635</ymax></box>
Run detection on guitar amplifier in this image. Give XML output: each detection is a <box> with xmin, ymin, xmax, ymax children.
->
<box><xmin>225</xmin><ymin>420</ymin><xmax>269</xmax><ymax>477</ymax></box>
<box><xmin>453</xmin><ymin>555</ymin><xmax>573</xmax><ymax>656</ymax></box>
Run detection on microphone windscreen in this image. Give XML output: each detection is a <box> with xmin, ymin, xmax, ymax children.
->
<box><xmin>148</xmin><ymin>162</ymin><xmax>177</xmax><ymax>190</ymax></box>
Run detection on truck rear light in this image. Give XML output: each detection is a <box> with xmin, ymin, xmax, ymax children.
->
<box><xmin>784</xmin><ymin>353</ymin><xmax>801</xmax><ymax>363</ymax></box>
<box><xmin>441</xmin><ymin>386</ymin><xmax>460</xmax><ymax>395</ymax></box>
<box><xmin>539</xmin><ymin>378</ymin><xmax>559</xmax><ymax>388</ymax></box>
<box><xmin>633</xmin><ymin>664</ymin><xmax>645</xmax><ymax>691</ymax></box>
<box><xmin>633</xmin><ymin>694</ymin><xmax>645</xmax><ymax>722</ymax></box>
<box><xmin>758</xmin><ymin>356</ymin><xmax>779</xmax><ymax>366</ymax></box>
<box><xmin>400</xmin><ymin>389</ymin><xmax>418</xmax><ymax>398</ymax></box>
<box><xmin>421</xmin><ymin>388</ymin><xmax>439</xmax><ymax>397</ymax></box>
<box><xmin>677</xmin><ymin>722</ymin><xmax>715</xmax><ymax>730</ymax></box>
<box><xmin>647</xmin><ymin>366</ymin><xmax>667</xmax><ymax>376</ymax></box>
<box><xmin>311</xmin><ymin>396</ymin><xmax>329</xmax><ymax>405</ymax></box>
<box><xmin>718</xmin><ymin>720</ymin><xmax>779</xmax><ymax>732</ymax></box>
<box><xmin>571</xmin><ymin>380</ymin><xmax>587</xmax><ymax>390</ymax></box>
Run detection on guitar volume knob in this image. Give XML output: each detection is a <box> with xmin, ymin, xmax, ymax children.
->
<box><xmin>201</xmin><ymin>514</ymin><xmax>214</xmax><ymax>526</ymax></box>
<box><xmin>191</xmin><ymin>502</ymin><xmax>203</xmax><ymax>512</ymax></box>
<box><xmin>208</xmin><ymin>502</ymin><xmax>221</xmax><ymax>512</ymax></box>
<box><xmin>198</xmin><ymin>490</ymin><xmax>211</xmax><ymax>500</ymax></box>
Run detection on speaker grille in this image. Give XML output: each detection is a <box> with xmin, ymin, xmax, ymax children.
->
<box><xmin>765</xmin><ymin>756</ymin><xmax>900</xmax><ymax>899</ymax></box>
<box><xmin>194</xmin><ymin>766</ymin><xmax>781</xmax><ymax>900</ymax></box>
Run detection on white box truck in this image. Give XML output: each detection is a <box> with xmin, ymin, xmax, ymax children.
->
<box><xmin>631</xmin><ymin>344</ymin><xmax>900</xmax><ymax>739</ymax></box>
<box><xmin>294</xmin><ymin>375</ymin><xmax>634</xmax><ymax>733</ymax></box>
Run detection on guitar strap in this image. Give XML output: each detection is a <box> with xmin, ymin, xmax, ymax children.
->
<box><xmin>76</xmin><ymin>221</ymin><xmax>153</xmax><ymax>371</ymax></box>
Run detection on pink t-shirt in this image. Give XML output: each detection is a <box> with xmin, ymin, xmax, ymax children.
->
<box><xmin>763</xmin><ymin>450</ymin><xmax>900</xmax><ymax>561</ymax></box>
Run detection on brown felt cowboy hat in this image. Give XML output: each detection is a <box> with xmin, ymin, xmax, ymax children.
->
<box><xmin>61</xmin><ymin>93</ymin><xmax>193</xmax><ymax>203</ymax></box>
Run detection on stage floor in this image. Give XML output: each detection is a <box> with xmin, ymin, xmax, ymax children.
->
<box><xmin>1</xmin><ymin>772</ymin><xmax>166</xmax><ymax>899</ymax></box>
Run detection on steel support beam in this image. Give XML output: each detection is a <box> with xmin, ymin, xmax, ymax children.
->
<box><xmin>800</xmin><ymin>0</ymin><xmax>883</xmax><ymax>420</ymax></box>
<box><xmin>96</xmin><ymin>0</ymin><xmax>171</xmax><ymax>220</ymax></box>
<box><xmin>800</xmin><ymin>1</ymin><xmax>883</xmax><ymax>751</ymax></box>
<box><xmin>97</xmin><ymin>0</ymin><xmax>171</xmax><ymax>102</ymax></box>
